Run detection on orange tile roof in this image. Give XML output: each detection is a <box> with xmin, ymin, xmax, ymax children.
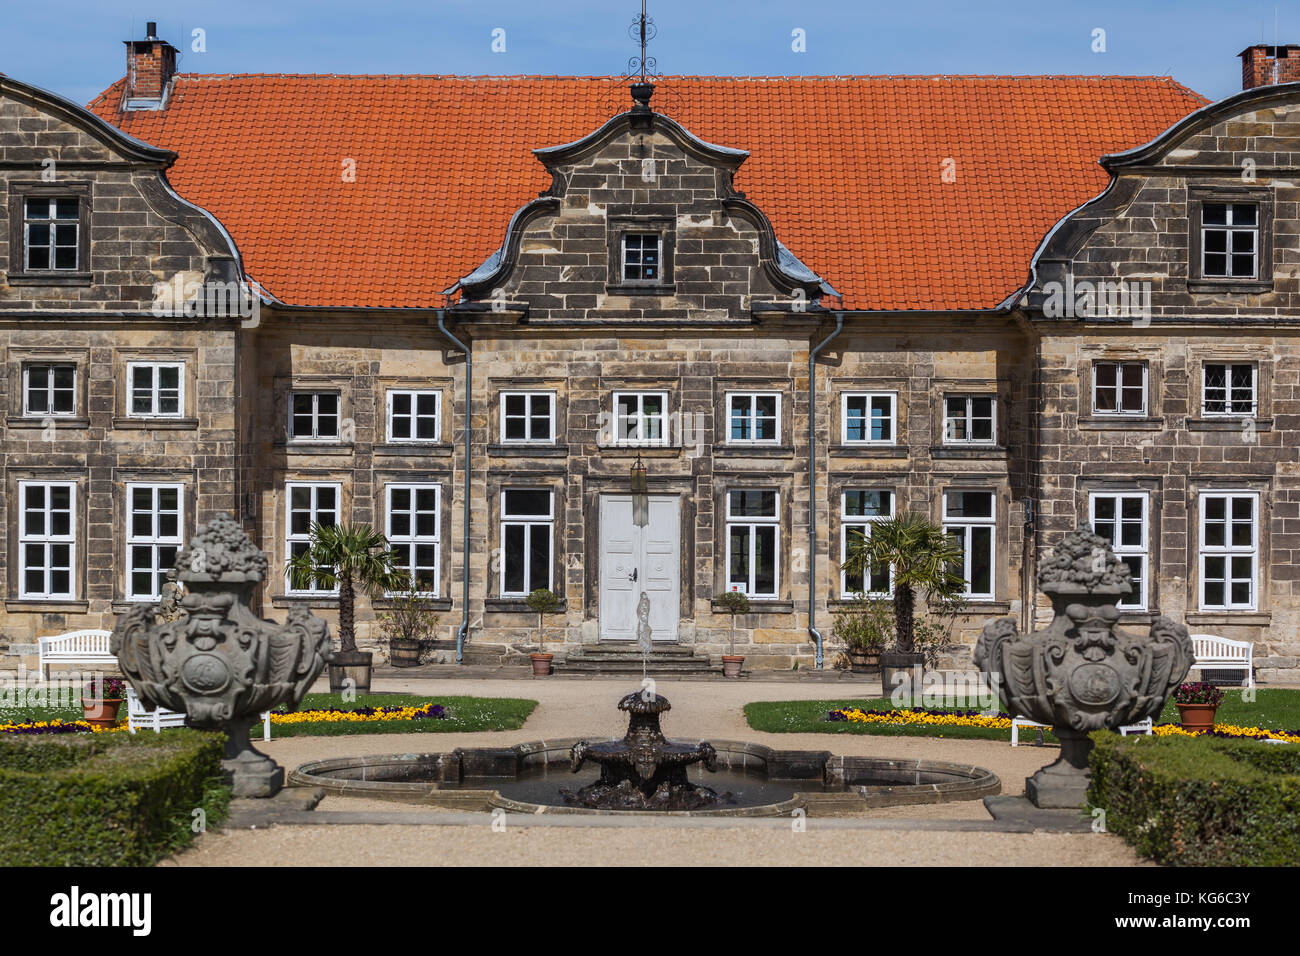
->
<box><xmin>88</xmin><ymin>73</ymin><xmax>1207</xmax><ymax>311</ymax></box>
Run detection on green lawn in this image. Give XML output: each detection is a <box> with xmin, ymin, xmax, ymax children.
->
<box><xmin>744</xmin><ymin>688</ymin><xmax>1300</xmax><ymax>741</ymax></box>
<box><xmin>1</xmin><ymin>693</ymin><xmax>538</xmax><ymax>737</ymax></box>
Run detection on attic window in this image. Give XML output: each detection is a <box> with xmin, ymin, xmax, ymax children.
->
<box><xmin>25</xmin><ymin>198</ymin><xmax>80</xmax><ymax>271</ymax></box>
<box><xmin>607</xmin><ymin>217</ymin><xmax>675</xmax><ymax>295</ymax></box>
<box><xmin>623</xmin><ymin>234</ymin><xmax>661</xmax><ymax>282</ymax></box>
<box><xmin>1187</xmin><ymin>186</ymin><xmax>1273</xmax><ymax>293</ymax></box>
<box><xmin>1201</xmin><ymin>202</ymin><xmax>1257</xmax><ymax>278</ymax></box>
<box><xmin>5</xmin><ymin>183</ymin><xmax>92</xmax><ymax>286</ymax></box>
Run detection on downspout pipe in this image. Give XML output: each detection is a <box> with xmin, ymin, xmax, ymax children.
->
<box><xmin>808</xmin><ymin>311</ymin><xmax>845</xmax><ymax>669</ymax></box>
<box><xmin>437</xmin><ymin>309</ymin><xmax>472</xmax><ymax>664</ymax></box>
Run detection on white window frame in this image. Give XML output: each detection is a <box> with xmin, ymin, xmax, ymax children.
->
<box><xmin>125</xmin><ymin>482</ymin><xmax>184</xmax><ymax>602</ymax></box>
<box><xmin>725</xmin><ymin>392</ymin><xmax>781</xmax><ymax>445</ymax></box>
<box><xmin>22</xmin><ymin>362</ymin><xmax>77</xmax><ymax>418</ymax></box>
<box><xmin>1089</xmin><ymin>491</ymin><xmax>1149</xmax><ymax>611</ymax></box>
<box><xmin>942</xmin><ymin>394</ymin><xmax>997</xmax><ymax>446</ymax></box>
<box><xmin>385</xmin><ymin>389</ymin><xmax>440</xmax><ymax>444</ymax></box>
<box><xmin>288</xmin><ymin>391</ymin><xmax>342</xmax><ymax>442</ymax></box>
<box><xmin>1091</xmin><ymin>361</ymin><xmax>1147</xmax><ymax>417</ymax></box>
<box><xmin>126</xmin><ymin>361</ymin><xmax>185</xmax><ymax>419</ymax></box>
<box><xmin>1201</xmin><ymin>202</ymin><xmax>1258</xmax><ymax>279</ymax></box>
<box><xmin>725</xmin><ymin>489</ymin><xmax>780</xmax><ymax>599</ymax></box>
<box><xmin>612</xmin><ymin>390</ymin><xmax>670</xmax><ymax>447</ymax></box>
<box><xmin>17</xmin><ymin>480</ymin><xmax>76</xmax><ymax>600</ymax></box>
<box><xmin>942</xmin><ymin>489</ymin><xmax>996</xmax><ymax>601</ymax></box>
<box><xmin>285</xmin><ymin>481</ymin><xmax>342</xmax><ymax>594</ymax></box>
<box><xmin>500</xmin><ymin>391</ymin><xmax>556</xmax><ymax>444</ymax></box>
<box><xmin>841</xmin><ymin>392</ymin><xmax>897</xmax><ymax>445</ymax></box>
<box><xmin>1198</xmin><ymin>490</ymin><xmax>1259</xmax><ymax>612</ymax></box>
<box><xmin>1201</xmin><ymin>363</ymin><xmax>1257</xmax><ymax>417</ymax></box>
<box><xmin>499</xmin><ymin>489</ymin><xmax>555</xmax><ymax>597</ymax></box>
<box><xmin>840</xmin><ymin>489</ymin><xmax>894</xmax><ymax>598</ymax></box>
<box><xmin>385</xmin><ymin>483</ymin><xmax>440</xmax><ymax>597</ymax></box>
<box><xmin>621</xmin><ymin>232</ymin><xmax>662</xmax><ymax>284</ymax></box>
<box><xmin>23</xmin><ymin>196</ymin><xmax>80</xmax><ymax>271</ymax></box>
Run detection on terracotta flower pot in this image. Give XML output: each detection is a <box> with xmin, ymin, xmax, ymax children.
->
<box><xmin>81</xmin><ymin>697</ymin><xmax>123</xmax><ymax>729</ymax></box>
<box><xmin>530</xmin><ymin>652</ymin><xmax>553</xmax><ymax>677</ymax></box>
<box><xmin>721</xmin><ymin>655</ymin><xmax>745</xmax><ymax>679</ymax></box>
<box><xmin>1176</xmin><ymin>701</ymin><xmax>1218</xmax><ymax>732</ymax></box>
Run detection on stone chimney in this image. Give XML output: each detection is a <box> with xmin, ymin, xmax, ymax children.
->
<box><xmin>1239</xmin><ymin>44</ymin><xmax>1300</xmax><ymax>90</ymax></box>
<box><xmin>123</xmin><ymin>21</ymin><xmax>177</xmax><ymax>110</ymax></box>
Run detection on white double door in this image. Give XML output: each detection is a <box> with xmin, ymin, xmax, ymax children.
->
<box><xmin>598</xmin><ymin>494</ymin><xmax>680</xmax><ymax>642</ymax></box>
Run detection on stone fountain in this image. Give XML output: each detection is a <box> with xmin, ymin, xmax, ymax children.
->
<box><xmin>111</xmin><ymin>513</ymin><xmax>333</xmax><ymax>797</ymax></box>
<box><xmin>564</xmin><ymin>691</ymin><xmax>726</xmax><ymax>810</ymax></box>
<box><xmin>976</xmin><ymin>528</ymin><xmax>1193</xmax><ymax>808</ymax></box>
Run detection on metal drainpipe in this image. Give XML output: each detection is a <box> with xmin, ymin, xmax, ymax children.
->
<box><xmin>437</xmin><ymin>309</ymin><xmax>472</xmax><ymax>664</ymax></box>
<box><xmin>808</xmin><ymin>311</ymin><xmax>845</xmax><ymax>669</ymax></box>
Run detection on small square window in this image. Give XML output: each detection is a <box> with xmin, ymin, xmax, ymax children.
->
<box><xmin>727</xmin><ymin>393</ymin><xmax>780</xmax><ymax>443</ymax></box>
<box><xmin>1202</xmin><ymin>203</ymin><xmax>1258</xmax><ymax>279</ymax></box>
<box><xmin>387</xmin><ymin>390</ymin><xmax>439</xmax><ymax>443</ymax></box>
<box><xmin>24</xmin><ymin>197</ymin><xmax>80</xmax><ymax>271</ymax></box>
<box><xmin>128</xmin><ymin>362</ymin><xmax>184</xmax><ymax>417</ymax></box>
<box><xmin>501</xmin><ymin>392</ymin><xmax>555</xmax><ymax>443</ymax></box>
<box><xmin>943</xmin><ymin>395</ymin><xmax>996</xmax><ymax>445</ymax></box>
<box><xmin>622</xmin><ymin>234</ymin><xmax>661</xmax><ymax>282</ymax></box>
<box><xmin>1202</xmin><ymin>363</ymin><xmax>1256</xmax><ymax>416</ymax></box>
<box><xmin>23</xmin><ymin>363</ymin><xmax>77</xmax><ymax>417</ymax></box>
<box><xmin>290</xmin><ymin>392</ymin><xmax>341</xmax><ymax>441</ymax></box>
<box><xmin>1092</xmin><ymin>361</ymin><xmax>1146</xmax><ymax>416</ymax></box>
<box><xmin>843</xmin><ymin>393</ymin><xmax>895</xmax><ymax>443</ymax></box>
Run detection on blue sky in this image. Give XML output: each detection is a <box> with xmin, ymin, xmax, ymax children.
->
<box><xmin>1</xmin><ymin>0</ymin><xmax>1294</xmax><ymax>107</ymax></box>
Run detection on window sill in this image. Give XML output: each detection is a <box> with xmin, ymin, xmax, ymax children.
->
<box><xmin>271</xmin><ymin>594</ymin><xmax>340</xmax><ymax>609</ymax></box>
<box><xmin>955</xmin><ymin>601</ymin><xmax>1012</xmax><ymax>615</ymax></box>
<box><xmin>710</xmin><ymin>598</ymin><xmax>793</xmax><ymax>614</ymax></box>
<box><xmin>830</xmin><ymin>445</ymin><xmax>908</xmax><ymax>458</ymax></box>
<box><xmin>1185</xmin><ymin>611</ymin><xmax>1271</xmax><ymax>626</ymax></box>
<box><xmin>373</xmin><ymin>443</ymin><xmax>454</xmax><ymax>457</ymax></box>
<box><xmin>598</xmin><ymin>446</ymin><xmax>681</xmax><ymax>458</ymax></box>
<box><xmin>484</xmin><ymin>597</ymin><xmax>568</xmax><ymax>613</ymax></box>
<box><xmin>5</xmin><ymin>600</ymin><xmax>89</xmax><ymax>613</ymax></box>
<box><xmin>275</xmin><ymin>442</ymin><xmax>355</xmax><ymax>456</ymax></box>
<box><xmin>487</xmin><ymin>444</ymin><xmax>568</xmax><ymax>457</ymax></box>
<box><xmin>111</xmin><ymin>417</ymin><xmax>199</xmax><ymax>430</ymax></box>
<box><xmin>713</xmin><ymin>444</ymin><xmax>795</xmax><ymax>457</ymax></box>
<box><xmin>1186</xmin><ymin>417</ymin><xmax>1271</xmax><ymax>432</ymax></box>
<box><xmin>1186</xmin><ymin>279</ymin><xmax>1273</xmax><ymax>294</ymax></box>
<box><xmin>5</xmin><ymin>415</ymin><xmax>89</xmax><ymax>429</ymax></box>
<box><xmin>1078</xmin><ymin>416</ymin><xmax>1164</xmax><ymax>431</ymax></box>
<box><xmin>4</xmin><ymin>272</ymin><xmax>93</xmax><ymax>287</ymax></box>
<box><xmin>930</xmin><ymin>445</ymin><xmax>1006</xmax><ymax>459</ymax></box>
<box><xmin>606</xmin><ymin>283</ymin><xmax>677</xmax><ymax>296</ymax></box>
<box><xmin>372</xmin><ymin>597</ymin><xmax>453</xmax><ymax>611</ymax></box>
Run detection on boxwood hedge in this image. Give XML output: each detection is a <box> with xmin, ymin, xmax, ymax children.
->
<box><xmin>1089</xmin><ymin>730</ymin><xmax>1300</xmax><ymax>866</ymax></box>
<box><xmin>0</xmin><ymin>730</ymin><xmax>229</xmax><ymax>866</ymax></box>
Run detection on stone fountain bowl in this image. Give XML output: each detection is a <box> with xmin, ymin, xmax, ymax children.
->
<box><xmin>289</xmin><ymin>739</ymin><xmax>1000</xmax><ymax>817</ymax></box>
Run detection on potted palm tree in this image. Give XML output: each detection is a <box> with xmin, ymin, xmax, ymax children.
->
<box><xmin>841</xmin><ymin>511</ymin><xmax>966</xmax><ymax>695</ymax></box>
<box><xmin>287</xmin><ymin>522</ymin><xmax>402</xmax><ymax>693</ymax></box>
<box><xmin>715</xmin><ymin>590</ymin><xmax>751</xmax><ymax>678</ymax></box>
<box><xmin>832</xmin><ymin>594</ymin><xmax>892</xmax><ymax>673</ymax></box>
<box><xmin>379</xmin><ymin>574</ymin><xmax>438</xmax><ymax>668</ymax></box>
<box><xmin>525</xmin><ymin>588</ymin><xmax>562</xmax><ymax>676</ymax></box>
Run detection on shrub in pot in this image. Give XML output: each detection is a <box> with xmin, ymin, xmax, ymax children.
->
<box><xmin>715</xmin><ymin>590</ymin><xmax>751</xmax><ymax>678</ymax></box>
<box><xmin>831</xmin><ymin>594</ymin><xmax>892</xmax><ymax>673</ymax></box>
<box><xmin>525</xmin><ymin>588</ymin><xmax>562</xmax><ymax>676</ymax></box>
<box><xmin>82</xmin><ymin>675</ymin><xmax>126</xmax><ymax>728</ymax></box>
<box><xmin>1174</xmin><ymin>681</ymin><xmax>1225</xmax><ymax>732</ymax></box>
<box><xmin>379</xmin><ymin>575</ymin><xmax>439</xmax><ymax>668</ymax></box>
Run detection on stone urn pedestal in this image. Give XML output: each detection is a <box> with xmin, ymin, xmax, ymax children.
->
<box><xmin>976</xmin><ymin>529</ymin><xmax>1193</xmax><ymax>809</ymax></box>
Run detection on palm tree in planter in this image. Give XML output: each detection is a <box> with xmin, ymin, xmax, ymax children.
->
<box><xmin>286</xmin><ymin>522</ymin><xmax>403</xmax><ymax>693</ymax></box>
<box><xmin>715</xmin><ymin>590</ymin><xmax>751</xmax><ymax>678</ymax></box>
<box><xmin>525</xmin><ymin>588</ymin><xmax>562</xmax><ymax>676</ymax></box>
<box><xmin>841</xmin><ymin>511</ymin><xmax>966</xmax><ymax>696</ymax></box>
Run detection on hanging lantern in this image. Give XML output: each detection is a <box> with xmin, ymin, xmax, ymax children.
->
<box><xmin>631</xmin><ymin>454</ymin><xmax>649</xmax><ymax>527</ymax></box>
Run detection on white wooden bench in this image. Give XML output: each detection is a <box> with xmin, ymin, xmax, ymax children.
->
<box><xmin>126</xmin><ymin>687</ymin><xmax>271</xmax><ymax>740</ymax></box>
<box><xmin>38</xmin><ymin>628</ymin><xmax>115</xmax><ymax>681</ymax></box>
<box><xmin>1188</xmin><ymin>634</ymin><xmax>1255</xmax><ymax>688</ymax></box>
<box><xmin>1011</xmin><ymin>715</ymin><xmax>1152</xmax><ymax>746</ymax></box>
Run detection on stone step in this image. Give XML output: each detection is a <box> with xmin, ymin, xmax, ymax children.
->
<box><xmin>556</xmin><ymin>647</ymin><xmax>716</xmax><ymax>675</ymax></box>
<box><xmin>570</xmin><ymin>643</ymin><xmax>701</xmax><ymax>657</ymax></box>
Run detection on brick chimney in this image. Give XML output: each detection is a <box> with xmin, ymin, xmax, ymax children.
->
<box><xmin>1239</xmin><ymin>44</ymin><xmax>1300</xmax><ymax>90</ymax></box>
<box><xmin>123</xmin><ymin>22</ymin><xmax>177</xmax><ymax>110</ymax></box>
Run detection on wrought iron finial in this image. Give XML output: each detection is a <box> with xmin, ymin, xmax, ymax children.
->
<box><xmin>628</xmin><ymin>0</ymin><xmax>658</xmax><ymax>83</ymax></box>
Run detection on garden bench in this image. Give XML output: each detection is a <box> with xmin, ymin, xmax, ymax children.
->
<box><xmin>1010</xmin><ymin>715</ymin><xmax>1152</xmax><ymax>746</ymax></box>
<box><xmin>37</xmin><ymin>628</ymin><xmax>115</xmax><ymax>681</ymax></box>
<box><xmin>126</xmin><ymin>687</ymin><xmax>271</xmax><ymax>740</ymax></box>
<box><xmin>1187</xmin><ymin>634</ymin><xmax>1255</xmax><ymax>688</ymax></box>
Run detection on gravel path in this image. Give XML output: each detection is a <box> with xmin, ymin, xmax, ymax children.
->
<box><xmin>170</xmin><ymin>676</ymin><xmax>1145</xmax><ymax>866</ymax></box>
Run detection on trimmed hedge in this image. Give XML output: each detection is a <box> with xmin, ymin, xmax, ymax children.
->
<box><xmin>0</xmin><ymin>730</ymin><xmax>229</xmax><ymax>866</ymax></box>
<box><xmin>1089</xmin><ymin>730</ymin><xmax>1300</xmax><ymax>866</ymax></box>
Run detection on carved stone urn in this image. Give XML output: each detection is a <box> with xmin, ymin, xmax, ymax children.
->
<box><xmin>111</xmin><ymin>513</ymin><xmax>333</xmax><ymax>797</ymax></box>
<box><xmin>975</xmin><ymin>528</ymin><xmax>1192</xmax><ymax>808</ymax></box>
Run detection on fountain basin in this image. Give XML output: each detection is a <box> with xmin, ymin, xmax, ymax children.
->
<box><xmin>289</xmin><ymin>739</ymin><xmax>999</xmax><ymax>816</ymax></box>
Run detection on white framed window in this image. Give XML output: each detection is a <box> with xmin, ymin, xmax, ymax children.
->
<box><xmin>622</xmin><ymin>233</ymin><xmax>661</xmax><ymax>282</ymax></box>
<box><xmin>842</xmin><ymin>392</ymin><xmax>896</xmax><ymax>444</ymax></box>
<box><xmin>726</xmin><ymin>489</ymin><xmax>779</xmax><ymax>598</ymax></box>
<box><xmin>943</xmin><ymin>395</ymin><xmax>996</xmax><ymax>445</ymax></box>
<box><xmin>386</xmin><ymin>484</ymin><xmax>440</xmax><ymax>596</ymax></box>
<box><xmin>1199</xmin><ymin>491</ymin><xmax>1259</xmax><ymax>611</ymax></box>
<box><xmin>126</xmin><ymin>483</ymin><xmax>183</xmax><ymax>601</ymax></box>
<box><xmin>840</xmin><ymin>489</ymin><xmax>894</xmax><ymax>597</ymax></box>
<box><xmin>726</xmin><ymin>392</ymin><xmax>780</xmax><ymax>444</ymax></box>
<box><xmin>1201</xmin><ymin>202</ymin><xmax>1258</xmax><ymax>279</ymax></box>
<box><xmin>1092</xmin><ymin>361</ymin><xmax>1146</xmax><ymax>416</ymax></box>
<box><xmin>23</xmin><ymin>363</ymin><xmax>76</xmax><ymax>417</ymax></box>
<box><xmin>18</xmin><ymin>480</ymin><xmax>76</xmax><ymax>600</ymax></box>
<box><xmin>285</xmin><ymin>482</ymin><xmax>341</xmax><ymax>593</ymax></box>
<box><xmin>24</xmin><ymin>197</ymin><xmax>80</xmax><ymax>271</ymax></box>
<box><xmin>127</xmin><ymin>362</ymin><xmax>184</xmax><ymax>418</ymax></box>
<box><xmin>500</xmin><ymin>489</ymin><xmax>554</xmax><ymax>597</ymax></box>
<box><xmin>612</xmin><ymin>391</ymin><xmax>669</xmax><ymax>447</ymax></box>
<box><xmin>386</xmin><ymin>390</ymin><xmax>440</xmax><ymax>443</ymax></box>
<box><xmin>1202</xmin><ymin>363</ymin><xmax>1257</xmax><ymax>416</ymax></box>
<box><xmin>289</xmin><ymin>391</ymin><xmax>341</xmax><ymax>441</ymax></box>
<box><xmin>942</xmin><ymin>489</ymin><xmax>996</xmax><ymax>600</ymax></box>
<box><xmin>500</xmin><ymin>392</ymin><xmax>555</xmax><ymax>443</ymax></box>
<box><xmin>1089</xmin><ymin>492</ymin><xmax>1149</xmax><ymax>610</ymax></box>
